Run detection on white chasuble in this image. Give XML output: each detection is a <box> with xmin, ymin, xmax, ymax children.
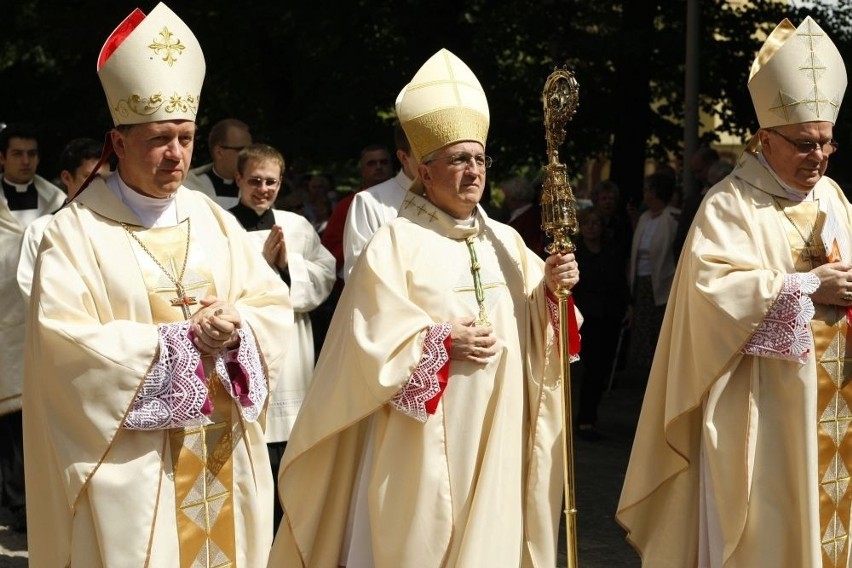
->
<box><xmin>127</xmin><ymin>222</ymin><xmax>240</xmax><ymax>567</ymax></box>
<box><xmin>617</xmin><ymin>153</ymin><xmax>852</xmax><ymax>568</ymax></box>
<box><xmin>270</xmin><ymin>190</ymin><xmax>566</xmax><ymax>568</ymax></box>
<box><xmin>23</xmin><ymin>178</ymin><xmax>293</xmax><ymax>568</ymax></box>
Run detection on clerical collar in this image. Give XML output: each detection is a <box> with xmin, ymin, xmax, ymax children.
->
<box><xmin>2</xmin><ymin>177</ymin><xmax>39</xmax><ymax>212</ymax></box>
<box><xmin>229</xmin><ymin>201</ymin><xmax>275</xmax><ymax>231</ymax></box>
<box><xmin>757</xmin><ymin>152</ymin><xmax>815</xmax><ymax>202</ymax></box>
<box><xmin>211</xmin><ymin>166</ymin><xmax>233</xmax><ymax>184</ymax></box>
<box><xmin>108</xmin><ymin>171</ymin><xmax>178</xmax><ymax>228</ymax></box>
<box><xmin>208</xmin><ymin>167</ymin><xmax>238</xmax><ymax>197</ymax></box>
<box><xmin>454</xmin><ymin>214</ymin><xmax>476</xmax><ymax>226</ymax></box>
<box><xmin>2</xmin><ymin>177</ymin><xmax>33</xmax><ymax>193</ymax></box>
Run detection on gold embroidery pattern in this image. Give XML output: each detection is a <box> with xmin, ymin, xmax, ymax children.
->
<box><xmin>149</xmin><ymin>26</ymin><xmax>186</xmax><ymax>66</ymax></box>
<box><xmin>769</xmin><ymin>19</ymin><xmax>842</xmax><ymax>122</ymax></box>
<box><xmin>171</xmin><ymin>383</ymin><xmax>238</xmax><ymax>568</ymax></box>
<box><xmin>816</xmin><ymin>324</ymin><xmax>852</xmax><ymax>566</ymax></box>
<box><xmin>131</xmin><ymin>226</ymin><xmax>237</xmax><ymax>566</ymax></box>
<box><xmin>114</xmin><ymin>92</ymin><xmax>200</xmax><ymax>119</ymax></box>
<box><xmin>781</xmin><ymin>202</ymin><xmax>852</xmax><ymax>567</ymax></box>
<box><xmin>401</xmin><ymin>194</ymin><xmax>438</xmax><ymax>222</ymax></box>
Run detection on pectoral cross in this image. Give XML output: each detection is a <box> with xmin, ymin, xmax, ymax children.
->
<box><xmin>799</xmin><ymin>246</ymin><xmax>825</xmax><ymax>269</ymax></box>
<box><xmin>171</xmin><ymin>284</ymin><xmax>198</xmax><ymax>319</ymax></box>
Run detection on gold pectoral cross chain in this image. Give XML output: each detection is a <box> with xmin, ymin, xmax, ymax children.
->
<box><xmin>122</xmin><ymin>219</ymin><xmax>195</xmax><ymax>319</ymax></box>
<box><xmin>774</xmin><ymin>198</ymin><xmax>824</xmax><ymax>269</ymax></box>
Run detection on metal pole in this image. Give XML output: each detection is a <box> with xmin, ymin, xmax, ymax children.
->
<box><xmin>540</xmin><ymin>65</ymin><xmax>580</xmax><ymax>568</ymax></box>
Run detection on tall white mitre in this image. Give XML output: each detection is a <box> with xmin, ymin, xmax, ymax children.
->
<box><xmin>395</xmin><ymin>48</ymin><xmax>490</xmax><ymax>162</ymax></box>
<box><xmin>748</xmin><ymin>16</ymin><xmax>847</xmax><ymax>127</ymax></box>
<box><xmin>97</xmin><ymin>2</ymin><xmax>206</xmax><ymax>126</ymax></box>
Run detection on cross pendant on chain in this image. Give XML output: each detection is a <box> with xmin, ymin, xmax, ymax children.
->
<box><xmin>801</xmin><ymin>246</ymin><xmax>824</xmax><ymax>269</ymax></box>
<box><xmin>171</xmin><ymin>284</ymin><xmax>198</xmax><ymax>319</ymax></box>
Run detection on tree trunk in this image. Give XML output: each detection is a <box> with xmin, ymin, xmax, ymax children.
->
<box><xmin>609</xmin><ymin>0</ymin><xmax>655</xmax><ymax>209</ymax></box>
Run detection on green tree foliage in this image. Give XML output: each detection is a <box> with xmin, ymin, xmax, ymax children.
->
<box><xmin>2</xmin><ymin>0</ymin><xmax>849</xmax><ymax>197</ymax></box>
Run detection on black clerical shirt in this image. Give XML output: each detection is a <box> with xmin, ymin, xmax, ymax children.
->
<box><xmin>2</xmin><ymin>179</ymin><xmax>39</xmax><ymax>211</ymax></box>
<box><xmin>229</xmin><ymin>202</ymin><xmax>290</xmax><ymax>286</ymax></box>
<box><xmin>206</xmin><ymin>170</ymin><xmax>238</xmax><ymax>198</ymax></box>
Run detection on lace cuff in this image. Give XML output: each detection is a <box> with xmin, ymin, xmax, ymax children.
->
<box><xmin>124</xmin><ymin>322</ymin><xmax>212</xmax><ymax>430</ymax></box>
<box><xmin>740</xmin><ymin>272</ymin><xmax>818</xmax><ymax>364</ymax></box>
<box><xmin>214</xmin><ymin>325</ymin><xmax>268</xmax><ymax>423</ymax></box>
<box><xmin>390</xmin><ymin>323</ymin><xmax>452</xmax><ymax>423</ymax></box>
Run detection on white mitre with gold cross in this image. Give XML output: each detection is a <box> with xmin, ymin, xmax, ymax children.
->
<box><xmin>97</xmin><ymin>2</ymin><xmax>205</xmax><ymax>126</ymax></box>
<box><xmin>395</xmin><ymin>48</ymin><xmax>490</xmax><ymax>162</ymax></box>
<box><xmin>748</xmin><ymin>16</ymin><xmax>847</xmax><ymax>128</ymax></box>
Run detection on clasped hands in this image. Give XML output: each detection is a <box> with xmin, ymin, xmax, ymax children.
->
<box><xmin>263</xmin><ymin>225</ymin><xmax>288</xmax><ymax>269</ymax></box>
<box><xmin>190</xmin><ymin>295</ymin><xmax>241</xmax><ymax>354</ymax></box>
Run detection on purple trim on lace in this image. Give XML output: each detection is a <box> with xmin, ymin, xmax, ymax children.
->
<box><xmin>740</xmin><ymin>272</ymin><xmax>818</xmax><ymax>364</ymax></box>
<box><xmin>214</xmin><ymin>325</ymin><xmax>267</xmax><ymax>423</ymax></box>
<box><xmin>124</xmin><ymin>322</ymin><xmax>211</xmax><ymax>430</ymax></box>
<box><xmin>390</xmin><ymin>323</ymin><xmax>452</xmax><ymax>423</ymax></box>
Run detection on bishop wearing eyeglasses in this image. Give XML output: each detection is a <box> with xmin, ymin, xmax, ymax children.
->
<box><xmin>618</xmin><ymin>16</ymin><xmax>852</xmax><ymax>567</ymax></box>
<box><xmin>268</xmin><ymin>48</ymin><xmax>581</xmax><ymax>567</ymax></box>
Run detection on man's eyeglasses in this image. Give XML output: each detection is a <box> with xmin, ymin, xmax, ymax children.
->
<box><xmin>767</xmin><ymin>129</ymin><xmax>839</xmax><ymax>156</ymax></box>
<box><xmin>245</xmin><ymin>177</ymin><xmax>281</xmax><ymax>189</ymax></box>
<box><xmin>424</xmin><ymin>152</ymin><xmax>493</xmax><ymax>170</ymax></box>
<box><xmin>219</xmin><ymin>145</ymin><xmax>246</xmax><ymax>152</ymax></box>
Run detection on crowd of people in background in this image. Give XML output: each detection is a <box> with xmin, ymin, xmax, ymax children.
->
<box><xmin>0</xmin><ymin>116</ymin><xmax>731</xmax><ymax>554</ymax></box>
<box><xmin>5</xmin><ymin>3</ymin><xmax>849</xmax><ymax>566</ymax></box>
<box><xmin>0</xmin><ymin>114</ymin><xmax>738</xmax><ymax>463</ymax></box>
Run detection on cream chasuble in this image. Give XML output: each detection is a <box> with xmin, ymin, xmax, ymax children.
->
<box><xmin>23</xmin><ymin>177</ymin><xmax>293</xmax><ymax>568</ymax></box>
<box><xmin>270</xmin><ymin>191</ymin><xmax>566</xmax><ymax>568</ymax></box>
<box><xmin>617</xmin><ymin>153</ymin><xmax>852</xmax><ymax>567</ymax></box>
<box><xmin>127</xmin><ymin>221</ymin><xmax>240</xmax><ymax>566</ymax></box>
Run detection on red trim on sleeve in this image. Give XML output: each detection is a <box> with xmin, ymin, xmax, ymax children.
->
<box><xmin>546</xmin><ymin>290</ymin><xmax>582</xmax><ymax>358</ymax></box>
<box><xmin>567</xmin><ymin>295</ymin><xmax>581</xmax><ymax>358</ymax></box>
<box><xmin>424</xmin><ymin>334</ymin><xmax>452</xmax><ymax>415</ymax></box>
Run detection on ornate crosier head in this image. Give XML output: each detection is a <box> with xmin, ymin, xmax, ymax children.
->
<box><xmin>540</xmin><ymin>65</ymin><xmax>579</xmax><ymax>256</ymax></box>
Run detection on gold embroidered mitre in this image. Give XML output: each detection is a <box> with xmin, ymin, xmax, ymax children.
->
<box><xmin>395</xmin><ymin>49</ymin><xmax>489</xmax><ymax>162</ymax></box>
<box><xmin>748</xmin><ymin>16</ymin><xmax>847</xmax><ymax>128</ymax></box>
<box><xmin>97</xmin><ymin>2</ymin><xmax>205</xmax><ymax>126</ymax></box>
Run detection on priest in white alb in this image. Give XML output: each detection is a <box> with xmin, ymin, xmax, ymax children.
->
<box><xmin>617</xmin><ymin>16</ymin><xmax>852</xmax><ymax>568</ymax></box>
<box><xmin>228</xmin><ymin>142</ymin><xmax>336</xmax><ymax>533</ymax></box>
<box><xmin>22</xmin><ymin>4</ymin><xmax>292</xmax><ymax>567</ymax></box>
<box><xmin>269</xmin><ymin>48</ymin><xmax>581</xmax><ymax>568</ymax></box>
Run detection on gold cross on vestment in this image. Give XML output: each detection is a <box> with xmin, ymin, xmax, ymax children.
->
<box><xmin>154</xmin><ymin>258</ymin><xmax>210</xmax><ymax>319</ymax></box>
<box><xmin>171</xmin><ymin>284</ymin><xmax>198</xmax><ymax>319</ymax></box>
